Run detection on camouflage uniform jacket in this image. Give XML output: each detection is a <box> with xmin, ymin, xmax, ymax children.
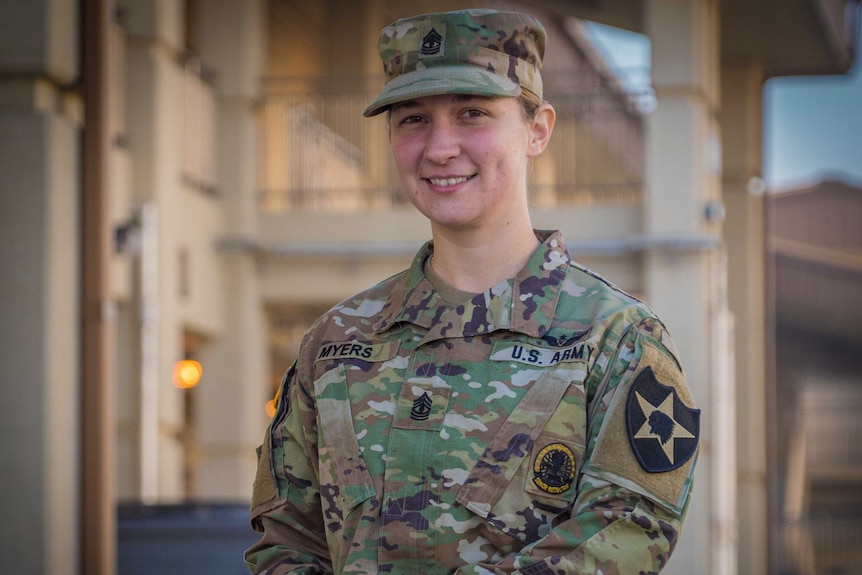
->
<box><xmin>246</xmin><ymin>230</ymin><xmax>700</xmax><ymax>575</ymax></box>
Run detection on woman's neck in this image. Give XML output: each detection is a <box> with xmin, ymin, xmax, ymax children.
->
<box><xmin>428</xmin><ymin>220</ymin><xmax>539</xmax><ymax>293</ymax></box>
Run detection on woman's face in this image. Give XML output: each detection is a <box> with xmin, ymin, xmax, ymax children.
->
<box><xmin>388</xmin><ymin>94</ymin><xmax>553</xmax><ymax>233</ymax></box>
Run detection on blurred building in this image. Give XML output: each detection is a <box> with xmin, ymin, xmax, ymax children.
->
<box><xmin>0</xmin><ymin>1</ymin><xmax>858</xmax><ymax>574</ymax></box>
<box><xmin>769</xmin><ymin>180</ymin><xmax>862</xmax><ymax>575</ymax></box>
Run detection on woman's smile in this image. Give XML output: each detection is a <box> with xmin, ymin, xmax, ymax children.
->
<box><xmin>425</xmin><ymin>175</ymin><xmax>475</xmax><ymax>188</ymax></box>
<box><xmin>389</xmin><ymin>94</ymin><xmax>545</xmax><ymax>231</ymax></box>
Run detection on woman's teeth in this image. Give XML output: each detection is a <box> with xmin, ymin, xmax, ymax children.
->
<box><xmin>429</xmin><ymin>176</ymin><xmax>470</xmax><ymax>186</ymax></box>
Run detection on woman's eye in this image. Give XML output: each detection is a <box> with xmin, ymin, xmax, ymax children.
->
<box><xmin>462</xmin><ymin>108</ymin><xmax>486</xmax><ymax>119</ymax></box>
<box><xmin>399</xmin><ymin>115</ymin><xmax>425</xmax><ymax>125</ymax></box>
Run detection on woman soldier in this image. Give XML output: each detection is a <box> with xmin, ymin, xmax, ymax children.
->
<box><xmin>246</xmin><ymin>9</ymin><xmax>700</xmax><ymax>575</ymax></box>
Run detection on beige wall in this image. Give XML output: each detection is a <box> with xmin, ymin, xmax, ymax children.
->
<box><xmin>643</xmin><ymin>2</ymin><xmax>731</xmax><ymax>574</ymax></box>
<box><xmin>118</xmin><ymin>0</ymin><xmax>235</xmax><ymax>501</ymax></box>
<box><xmin>722</xmin><ymin>61</ymin><xmax>769</xmax><ymax>575</ymax></box>
<box><xmin>193</xmin><ymin>0</ymin><xmax>271</xmax><ymax>500</ymax></box>
<box><xmin>0</xmin><ymin>0</ymin><xmax>82</xmax><ymax>572</ymax></box>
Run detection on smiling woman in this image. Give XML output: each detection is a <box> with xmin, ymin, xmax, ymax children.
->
<box><xmin>245</xmin><ymin>9</ymin><xmax>700</xmax><ymax>575</ymax></box>
<box><xmin>386</xmin><ymin>93</ymin><xmax>555</xmax><ymax>291</ymax></box>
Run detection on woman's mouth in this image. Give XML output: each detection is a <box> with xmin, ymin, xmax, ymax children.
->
<box><xmin>427</xmin><ymin>175</ymin><xmax>473</xmax><ymax>187</ymax></box>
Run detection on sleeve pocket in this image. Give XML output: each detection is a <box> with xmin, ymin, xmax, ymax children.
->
<box><xmin>455</xmin><ymin>371</ymin><xmax>580</xmax><ymax>543</ymax></box>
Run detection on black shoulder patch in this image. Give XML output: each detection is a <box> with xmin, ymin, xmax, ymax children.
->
<box><xmin>626</xmin><ymin>366</ymin><xmax>700</xmax><ymax>473</ymax></box>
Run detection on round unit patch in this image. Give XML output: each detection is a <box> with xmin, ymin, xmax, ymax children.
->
<box><xmin>532</xmin><ymin>443</ymin><xmax>576</xmax><ymax>494</ymax></box>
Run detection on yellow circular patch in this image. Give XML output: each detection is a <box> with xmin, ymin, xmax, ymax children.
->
<box><xmin>532</xmin><ymin>443</ymin><xmax>576</xmax><ymax>494</ymax></box>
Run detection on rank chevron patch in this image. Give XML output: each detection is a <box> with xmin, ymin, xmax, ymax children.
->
<box><xmin>410</xmin><ymin>392</ymin><xmax>433</xmax><ymax>421</ymax></box>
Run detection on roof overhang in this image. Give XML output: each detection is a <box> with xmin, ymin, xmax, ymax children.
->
<box><xmin>535</xmin><ymin>0</ymin><xmax>859</xmax><ymax>78</ymax></box>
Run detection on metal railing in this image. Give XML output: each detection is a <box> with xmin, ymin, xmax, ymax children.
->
<box><xmin>778</xmin><ymin>516</ymin><xmax>862</xmax><ymax>575</ymax></box>
<box><xmin>801</xmin><ymin>384</ymin><xmax>862</xmax><ymax>468</ymax></box>
<box><xmin>178</xmin><ymin>53</ymin><xmax>218</xmax><ymax>195</ymax></box>
<box><xmin>111</xmin><ymin>17</ymin><xmax>218</xmax><ymax>195</ymax></box>
<box><xmin>258</xmin><ymin>70</ymin><xmax>648</xmax><ymax>212</ymax></box>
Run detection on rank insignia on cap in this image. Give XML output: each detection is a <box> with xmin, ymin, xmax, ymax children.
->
<box><xmin>626</xmin><ymin>366</ymin><xmax>700</xmax><ymax>473</ymax></box>
<box><xmin>532</xmin><ymin>443</ymin><xmax>576</xmax><ymax>494</ymax></box>
<box><xmin>419</xmin><ymin>27</ymin><xmax>444</xmax><ymax>57</ymax></box>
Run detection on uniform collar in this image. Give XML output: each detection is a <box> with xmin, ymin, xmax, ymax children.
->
<box><xmin>372</xmin><ymin>230</ymin><xmax>570</xmax><ymax>343</ymax></box>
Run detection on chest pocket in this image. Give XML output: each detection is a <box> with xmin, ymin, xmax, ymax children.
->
<box><xmin>314</xmin><ymin>364</ymin><xmax>377</xmax><ymax>510</ymax></box>
<box><xmin>455</xmin><ymin>369</ymin><xmax>586</xmax><ymax>543</ymax></box>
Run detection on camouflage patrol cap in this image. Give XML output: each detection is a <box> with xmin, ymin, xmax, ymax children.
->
<box><xmin>363</xmin><ymin>9</ymin><xmax>546</xmax><ymax>117</ymax></box>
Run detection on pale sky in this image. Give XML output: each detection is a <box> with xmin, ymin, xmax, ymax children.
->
<box><xmin>584</xmin><ymin>18</ymin><xmax>862</xmax><ymax>193</ymax></box>
<box><xmin>764</xmin><ymin>24</ymin><xmax>862</xmax><ymax>191</ymax></box>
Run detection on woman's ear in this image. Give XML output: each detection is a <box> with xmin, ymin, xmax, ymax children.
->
<box><xmin>527</xmin><ymin>103</ymin><xmax>556</xmax><ymax>158</ymax></box>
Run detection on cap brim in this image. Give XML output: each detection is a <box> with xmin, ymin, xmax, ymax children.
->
<box><xmin>363</xmin><ymin>66</ymin><xmax>522</xmax><ymax>117</ymax></box>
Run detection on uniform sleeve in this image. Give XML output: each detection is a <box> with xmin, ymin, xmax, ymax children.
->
<box><xmin>456</xmin><ymin>317</ymin><xmax>700</xmax><ymax>575</ymax></box>
<box><xmin>244</xmin><ymin>360</ymin><xmax>333</xmax><ymax>575</ymax></box>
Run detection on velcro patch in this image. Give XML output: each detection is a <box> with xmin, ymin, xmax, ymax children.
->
<box><xmin>586</xmin><ymin>330</ymin><xmax>699</xmax><ymax>514</ymax></box>
<box><xmin>393</xmin><ymin>381</ymin><xmax>452</xmax><ymax>431</ymax></box>
<box><xmin>250</xmin><ymin>441</ymin><xmax>278</xmax><ymax>517</ymax></box>
<box><xmin>419</xmin><ymin>24</ymin><xmax>445</xmax><ymax>58</ymax></box>
<box><xmin>315</xmin><ymin>340</ymin><xmax>398</xmax><ymax>363</ymax></box>
<box><xmin>491</xmin><ymin>341</ymin><xmax>592</xmax><ymax>367</ymax></box>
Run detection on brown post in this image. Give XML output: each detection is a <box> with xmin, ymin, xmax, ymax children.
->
<box><xmin>82</xmin><ymin>0</ymin><xmax>117</xmax><ymax>573</ymax></box>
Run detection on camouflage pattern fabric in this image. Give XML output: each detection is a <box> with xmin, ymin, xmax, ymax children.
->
<box><xmin>245</xmin><ymin>230</ymin><xmax>699</xmax><ymax>574</ymax></box>
<box><xmin>364</xmin><ymin>10</ymin><xmax>545</xmax><ymax>117</ymax></box>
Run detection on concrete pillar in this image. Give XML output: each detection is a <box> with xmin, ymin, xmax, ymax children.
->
<box><xmin>0</xmin><ymin>1</ymin><xmax>81</xmax><ymax>573</ymax></box>
<box><xmin>721</xmin><ymin>61</ymin><xmax>769</xmax><ymax>575</ymax></box>
<box><xmin>122</xmin><ymin>0</ymin><xmax>187</xmax><ymax>500</ymax></box>
<box><xmin>644</xmin><ymin>1</ymin><xmax>736</xmax><ymax>574</ymax></box>
<box><xmin>193</xmin><ymin>0</ymin><xmax>271</xmax><ymax>498</ymax></box>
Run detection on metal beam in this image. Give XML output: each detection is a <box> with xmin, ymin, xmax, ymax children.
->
<box><xmin>81</xmin><ymin>0</ymin><xmax>116</xmax><ymax>573</ymax></box>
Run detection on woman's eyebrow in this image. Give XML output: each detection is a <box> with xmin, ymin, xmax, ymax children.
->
<box><xmin>393</xmin><ymin>95</ymin><xmax>493</xmax><ymax>111</ymax></box>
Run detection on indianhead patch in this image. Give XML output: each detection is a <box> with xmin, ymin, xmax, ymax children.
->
<box><xmin>626</xmin><ymin>366</ymin><xmax>700</xmax><ymax>473</ymax></box>
<box><xmin>532</xmin><ymin>443</ymin><xmax>576</xmax><ymax>494</ymax></box>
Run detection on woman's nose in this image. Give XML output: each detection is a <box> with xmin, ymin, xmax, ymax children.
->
<box><xmin>423</xmin><ymin>119</ymin><xmax>460</xmax><ymax>164</ymax></box>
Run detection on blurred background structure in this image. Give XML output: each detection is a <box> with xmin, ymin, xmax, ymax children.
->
<box><xmin>768</xmin><ymin>180</ymin><xmax>862</xmax><ymax>575</ymax></box>
<box><xmin>0</xmin><ymin>1</ymin><xmax>860</xmax><ymax>574</ymax></box>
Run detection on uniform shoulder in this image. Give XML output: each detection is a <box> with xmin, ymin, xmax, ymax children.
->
<box><xmin>305</xmin><ymin>269</ymin><xmax>408</xmax><ymax>339</ymax></box>
<box><xmin>562</xmin><ymin>259</ymin><xmax>652</xmax><ymax>319</ymax></box>
<box><xmin>560</xmin><ymin>260</ymin><xmax>681</xmax><ymax>364</ymax></box>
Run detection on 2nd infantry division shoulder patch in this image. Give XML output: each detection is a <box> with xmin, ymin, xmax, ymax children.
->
<box><xmin>626</xmin><ymin>366</ymin><xmax>700</xmax><ymax>473</ymax></box>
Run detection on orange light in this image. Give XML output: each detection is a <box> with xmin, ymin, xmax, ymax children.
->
<box><xmin>265</xmin><ymin>387</ymin><xmax>281</xmax><ymax>418</ymax></box>
<box><xmin>173</xmin><ymin>359</ymin><xmax>203</xmax><ymax>389</ymax></box>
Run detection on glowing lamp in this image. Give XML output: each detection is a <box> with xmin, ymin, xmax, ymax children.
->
<box><xmin>265</xmin><ymin>387</ymin><xmax>281</xmax><ymax>418</ymax></box>
<box><xmin>173</xmin><ymin>359</ymin><xmax>203</xmax><ymax>389</ymax></box>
